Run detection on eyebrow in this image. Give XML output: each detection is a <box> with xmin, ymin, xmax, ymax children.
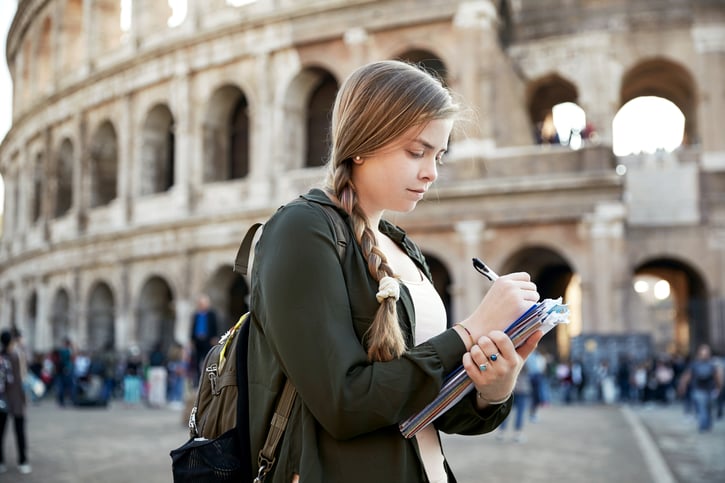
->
<box><xmin>412</xmin><ymin>138</ymin><xmax>447</xmax><ymax>151</ymax></box>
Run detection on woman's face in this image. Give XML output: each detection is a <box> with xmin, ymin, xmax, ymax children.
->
<box><xmin>351</xmin><ymin>118</ymin><xmax>453</xmax><ymax>218</ymax></box>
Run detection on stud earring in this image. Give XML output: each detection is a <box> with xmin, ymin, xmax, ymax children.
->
<box><xmin>354</xmin><ymin>155</ymin><xmax>361</xmax><ymax>161</ymax></box>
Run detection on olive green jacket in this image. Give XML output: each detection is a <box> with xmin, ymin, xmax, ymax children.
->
<box><xmin>248</xmin><ymin>189</ymin><xmax>511</xmax><ymax>483</ymax></box>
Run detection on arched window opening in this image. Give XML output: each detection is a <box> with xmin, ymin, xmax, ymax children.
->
<box><xmin>619</xmin><ymin>58</ymin><xmax>696</xmax><ymax>152</ymax></box>
<box><xmin>51</xmin><ymin>289</ymin><xmax>71</xmax><ymax>346</ymax></box>
<box><xmin>613</xmin><ymin>96</ymin><xmax>685</xmax><ymax>156</ymax></box>
<box><xmin>96</xmin><ymin>0</ymin><xmax>125</xmax><ymax>52</ymax></box>
<box><xmin>137</xmin><ymin>276</ymin><xmax>175</xmax><ymax>353</ymax></box>
<box><xmin>396</xmin><ymin>49</ymin><xmax>448</xmax><ymax>85</ymax></box>
<box><xmin>141</xmin><ymin>104</ymin><xmax>175</xmax><ymax>195</ymax></box>
<box><xmin>306</xmin><ymin>72</ymin><xmax>337</xmax><ymax>168</ymax></box>
<box><xmin>60</xmin><ymin>0</ymin><xmax>84</xmax><ymax>75</ymax></box>
<box><xmin>37</xmin><ymin>16</ymin><xmax>53</xmax><ymax>93</ymax></box>
<box><xmin>26</xmin><ymin>291</ymin><xmax>38</xmax><ymax>349</ymax></box>
<box><xmin>89</xmin><ymin>121</ymin><xmax>118</xmax><ymax>207</ymax></box>
<box><xmin>203</xmin><ymin>85</ymin><xmax>248</xmax><ymax>182</ymax></box>
<box><xmin>230</xmin><ymin>97</ymin><xmax>250</xmax><ymax>179</ymax></box>
<box><xmin>32</xmin><ymin>153</ymin><xmax>43</xmax><ymax>223</ymax></box>
<box><xmin>55</xmin><ymin>139</ymin><xmax>74</xmax><ymax>217</ymax></box>
<box><xmin>527</xmin><ymin>74</ymin><xmax>578</xmax><ymax>146</ymax></box>
<box><xmin>88</xmin><ymin>282</ymin><xmax>115</xmax><ymax>351</ymax></box>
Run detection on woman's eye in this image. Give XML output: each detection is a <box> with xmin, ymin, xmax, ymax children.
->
<box><xmin>409</xmin><ymin>151</ymin><xmax>425</xmax><ymax>159</ymax></box>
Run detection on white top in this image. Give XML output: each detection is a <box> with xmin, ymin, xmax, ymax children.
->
<box><xmin>402</xmin><ymin>271</ymin><xmax>449</xmax><ymax>483</ymax></box>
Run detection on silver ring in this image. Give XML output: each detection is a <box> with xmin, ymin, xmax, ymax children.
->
<box><xmin>479</xmin><ymin>363</ymin><xmax>488</xmax><ymax>372</ymax></box>
<box><xmin>490</xmin><ymin>353</ymin><xmax>499</xmax><ymax>362</ymax></box>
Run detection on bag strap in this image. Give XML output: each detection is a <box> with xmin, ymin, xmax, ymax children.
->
<box><xmin>235</xmin><ymin>197</ymin><xmax>349</xmax><ymax>482</ymax></box>
<box><xmin>255</xmin><ymin>379</ymin><xmax>296</xmax><ymax>482</ymax></box>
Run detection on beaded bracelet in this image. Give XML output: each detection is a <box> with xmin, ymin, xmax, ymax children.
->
<box><xmin>477</xmin><ymin>392</ymin><xmax>511</xmax><ymax>405</ymax></box>
<box><xmin>455</xmin><ymin>322</ymin><xmax>475</xmax><ymax>347</ymax></box>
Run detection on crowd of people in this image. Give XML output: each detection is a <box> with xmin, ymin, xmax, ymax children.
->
<box><xmin>489</xmin><ymin>343</ymin><xmax>724</xmax><ymax>443</ymax></box>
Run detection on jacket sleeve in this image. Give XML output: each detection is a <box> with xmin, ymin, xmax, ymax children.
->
<box><xmin>252</xmin><ymin>202</ymin><xmax>468</xmax><ymax>440</ymax></box>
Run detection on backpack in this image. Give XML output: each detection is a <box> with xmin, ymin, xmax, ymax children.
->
<box><xmin>170</xmin><ymin>197</ymin><xmax>348</xmax><ymax>483</ymax></box>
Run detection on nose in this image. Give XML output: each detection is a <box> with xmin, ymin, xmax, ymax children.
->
<box><xmin>420</xmin><ymin>156</ymin><xmax>438</xmax><ymax>183</ymax></box>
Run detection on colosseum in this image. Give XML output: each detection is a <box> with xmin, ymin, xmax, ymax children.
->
<box><xmin>1</xmin><ymin>0</ymin><xmax>724</xmax><ymax>370</ymax></box>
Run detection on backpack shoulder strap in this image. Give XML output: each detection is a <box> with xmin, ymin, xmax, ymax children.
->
<box><xmin>316</xmin><ymin>202</ymin><xmax>348</xmax><ymax>261</ymax></box>
<box><xmin>234</xmin><ymin>222</ymin><xmax>263</xmax><ymax>276</ymax></box>
<box><xmin>233</xmin><ymin>199</ymin><xmax>348</xmax><ymax>276</ymax></box>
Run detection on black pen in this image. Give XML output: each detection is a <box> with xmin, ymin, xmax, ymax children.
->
<box><xmin>472</xmin><ymin>257</ymin><xmax>499</xmax><ymax>282</ymax></box>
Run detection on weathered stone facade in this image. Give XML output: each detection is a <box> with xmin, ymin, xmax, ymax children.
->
<box><xmin>1</xmin><ymin>0</ymin><xmax>724</xmax><ymax>360</ymax></box>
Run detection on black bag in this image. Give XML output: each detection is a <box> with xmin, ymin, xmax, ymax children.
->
<box><xmin>171</xmin><ymin>315</ymin><xmax>252</xmax><ymax>482</ymax></box>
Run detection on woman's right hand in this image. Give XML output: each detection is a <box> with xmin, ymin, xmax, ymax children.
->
<box><xmin>460</xmin><ymin>272</ymin><xmax>539</xmax><ymax>342</ymax></box>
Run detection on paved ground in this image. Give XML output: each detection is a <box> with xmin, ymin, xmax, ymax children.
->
<box><xmin>0</xmin><ymin>398</ymin><xmax>722</xmax><ymax>482</ymax></box>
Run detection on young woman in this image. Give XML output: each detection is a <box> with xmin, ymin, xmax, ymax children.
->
<box><xmin>247</xmin><ymin>60</ymin><xmax>542</xmax><ymax>482</ymax></box>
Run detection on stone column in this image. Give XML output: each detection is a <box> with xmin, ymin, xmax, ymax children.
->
<box><xmin>582</xmin><ymin>202</ymin><xmax>627</xmax><ymax>334</ymax></box>
<box><xmin>452</xmin><ymin>0</ymin><xmax>499</xmax><ymax>144</ymax></box>
<box><xmin>172</xmin><ymin>63</ymin><xmax>193</xmax><ymax>211</ymax></box>
<box><xmin>454</xmin><ymin>220</ymin><xmax>485</xmax><ymax>319</ymax></box>
<box><xmin>694</xmin><ymin>25</ymin><xmax>725</xmax><ymax>170</ymax></box>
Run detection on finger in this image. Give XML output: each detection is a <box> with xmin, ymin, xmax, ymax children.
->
<box><xmin>503</xmin><ymin>272</ymin><xmax>531</xmax><ymax>282</ymax></box>
<box><xmin>469</xmin><ymin>343</ymin><xmax>490</xmax><ymax>370</ymax></box>
<box><xmin>487</xmin><ymin>330</ymin><xmax>516</xmax><ymax>359</ymax></box>
<box><xmin>462</xmin><ymin>351</ymin><xmax>485</xmax><ymax>376</ymax></box>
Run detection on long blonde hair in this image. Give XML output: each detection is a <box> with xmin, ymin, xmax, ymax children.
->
<box><xmin>324</xmin><ymin>60</ymin><xmax>459</xmax><ymax>362</ymax></box>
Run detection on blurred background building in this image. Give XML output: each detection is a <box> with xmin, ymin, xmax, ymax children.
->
<box><xmin>0</xmin><ymin>0</ymin><xmax>723</xmax><ymax>369</ymax></box>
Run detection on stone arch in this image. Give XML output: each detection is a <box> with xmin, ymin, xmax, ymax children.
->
<box><xmin>284</xmin><ymin>67</ymin><xmax>339</xmax><ymax>170</ymax></box>
<box><xmin>203</xmin><ymin>84</ymin><xmax>250</xmax><ymax>181</ymax></box>
<box><xmin>60</xmin><ymin>0</ymin><xmax>84</xmax><ymax>76</ymax></box>
<box><xmin>619</xmin><ymin>57</ymin><xmax>697</xmax><ymax>146</ymax></box>
<box><xmin>55</xmin><ymin>138</ymin><xmax>74</xmax><ymax>217</ymax></box>
<box><xmin>502</xmin><ymin>245</ymin><xmax>576</xmax><ymax>358</ymax></box>
<box><xmin>526</xmin><ymin>73</ymin><xmax>579</xmax><ymax>143</ymax></box>
<box><xmin>395</xmin><ymin>48</ymin><xmax>448</xmax><ymax>85</ymax></box>
<box><xmin>87</xmin><ymin>281</ymin><xmax>116</xmax><ymax>351</ymax></box>
<box><xmin>136</xmin><ymin>275</ymin><xmax>175</xmax><ymax>353</ymax></box>
<box><xmin>51</xmin><ymin>288</ymin><xmax>72</xmax><ymax>346</ymax></box>
<box><xmin>422</xmin><ymin>253</ymin><xmax>454</xmax><ymax>328</ymax></box>
<box><xmin>203</xmin><ymin>264</ymin><xmax>249</xmax><ymax>334</ymax></box>
<box><xmin>140</xmin><ymin>103</ymin><xmax>175</xmax><ymax>195</ymax></box>
<box><xmin>632</xmin><ymin>257</ymin><xmax>708</xmax><ymax>355</ymax></box>
<box><xmin>89</xmin><ymin>120</ymin><xmax>118</xmax><ymax>207</ymax></box>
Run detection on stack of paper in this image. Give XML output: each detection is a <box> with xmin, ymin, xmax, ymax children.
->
<box><xmin>399</xmin><ymin>298</ymin><xmax>569</xmax><ymax>439</ymax></box>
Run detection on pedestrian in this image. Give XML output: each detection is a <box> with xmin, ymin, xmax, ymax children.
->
<box><xmin>247</xmin><ymin>60</ymin><xmax>543</xmax><ymax>482</ymax></box>
<box><xmin>496</xmin><ymin>362</ymin><xmax>533</xmax><ymax>443</ymax></box>
<box><xmin>123</xmin><ymin>346</ymin><xmax>144</xmax><ymax>406</ymax></box>
<box><xmin>189</xmin><ymin>294</ymin><xmax>218</xmax><ymax>383</ymax></box>
<box><xmin>55</xmin><ymin>337</ymin><xmax>75</xmax><ymax>407</ymax></box>
<box><xmin>678</xmin><ymin>343</ymin><xmax>723</xmax><ymax>432</ymax></box>
<box><xmin>526</xmin><ymin>348</ymin><xmax>547</xmax><ymax>421</ymax></box>
<box><xmin>0</xmin><ymin>329</ymin><xmax>32</xmax><ymax>474</ymax></box>
<box><xmin>147</xmin><ymin>342</ymin><xmax>167</xmax><ymax>408</ymax></box>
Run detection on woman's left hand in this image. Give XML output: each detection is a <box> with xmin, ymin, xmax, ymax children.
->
<box><xmin>461</xmin><ymin>329</ymin><xmax>544</xmax><ymax>406</ymax></box>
